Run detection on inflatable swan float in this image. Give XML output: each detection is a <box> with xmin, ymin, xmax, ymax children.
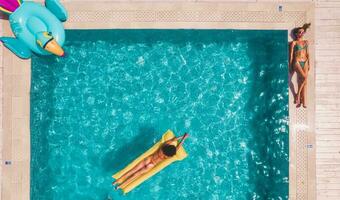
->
<box><xmin>0</xmin><ymin>0</ymin><xmax>68</xmax><ymax>59</ymax></box>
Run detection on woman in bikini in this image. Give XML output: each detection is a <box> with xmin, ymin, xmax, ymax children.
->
<box><xmin>112</xmin><ymin>133</ymin><xmax>189</xmax><ymax>190</ymax></box>
<box><xmin>289</xmin><ymin>23</ymin><xmax>311</xmax><ymax>108</ymax></box>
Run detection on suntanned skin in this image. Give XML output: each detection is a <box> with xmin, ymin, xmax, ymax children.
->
<box><xmin>112</xmin><ymin>133</ymin><xmax>189</xmax><ymax>190</ymax></box>
<box><xmin>289</xmin><ymin>28</ymin><xmax>310</xmax><ymax>108</ymax></box>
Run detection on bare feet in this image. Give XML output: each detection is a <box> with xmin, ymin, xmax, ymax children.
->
<box><xmin>294</xmin><ymin>95</ymin><xmax>298</xmax><ymax>104</ymax></box>
<box><xmin>296</xmin><ymin>96</ymin><xmax>300</xmax><ymax>105</ymax></box>
<box><xmin>296</xmin><ymin>103</ymin><xmax>301</xmax><ymax>108</ymax></box>
<box><xmin>303</xmin><ymin>104</ymin><xmax>307</xmax><ymax>108</ymax></box>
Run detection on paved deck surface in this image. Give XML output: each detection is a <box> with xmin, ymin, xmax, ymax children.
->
<box><xmin>0</xmin><ymin>1</ymin><xmax>339</xmax><ymax>200</ymax></box>
<box><xmin>315</xmin><ymin>1</ymin><xmax>340</xmax><ymax>199</ymax></box>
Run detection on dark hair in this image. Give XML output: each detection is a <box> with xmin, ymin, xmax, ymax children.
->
<box><xmin>162</xmin><ymin>145</ymin><xmax>176</xmax><ymax>157</ymax></box>
<box><xmin>292</xmin><ymin>23</ymin><xmax>311</xmax><ymax>39</ymax></box>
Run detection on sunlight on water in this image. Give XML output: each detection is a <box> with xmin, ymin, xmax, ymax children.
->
<box><xmin>31</xmin><ymin>30</ymin><xmax>288</xmax><ymax>200</ymax></box>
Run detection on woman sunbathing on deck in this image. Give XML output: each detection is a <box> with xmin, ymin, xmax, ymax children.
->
<box><xmin>112</xmin><ymin>133</ymin><xmax>189</xmax><ymax>190</ymax></box>
<box><xmin>289</xmin><ymin>23</ymin><xmax>311</xmax><ymax>108</ymax></box>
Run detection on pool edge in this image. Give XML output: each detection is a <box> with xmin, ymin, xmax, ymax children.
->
<box><xmin>0</xmin><ymin>1</ymin><xmax>316</xmax><ymax>200</ymax></box>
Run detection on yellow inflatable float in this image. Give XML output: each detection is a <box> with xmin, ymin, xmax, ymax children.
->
<box><xmin>112</xmin><ymin>130</ymin><xmax>188</xmax><ymax>194</ymax></box>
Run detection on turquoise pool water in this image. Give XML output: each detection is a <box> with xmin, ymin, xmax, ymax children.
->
<box><xmin>31</xmin><ymin>30</ymin><xmax>289</xmax><ymax>200</ymax></box>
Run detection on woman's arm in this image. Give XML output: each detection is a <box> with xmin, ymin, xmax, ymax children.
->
<box><xmin>164</xmin><ymin>137</ymin><xmax>179</xmax><ymax>145</ymax></box>
<box><xmin>164</xmin><ymin>133</ymin><xmax>188</xmax><ymax>147</ymax></box>
<box><xmin>306</xmin><ymin>40</ymin><xmax>310</xmax><ymax>72</ymax></box>
<box><xmin>289</xmin><ymin>42</ymin><xmax>295</xmax><ymax>72</ymax></box>
<box><xmin>164</xmin><ymin>133</ymin><xmax>186</xmax><ymax>144</ymax></box>
<box><xmin>176</xmin><ymin>133</ymin><xmax>189</xmax><ymax>150</ymax></box>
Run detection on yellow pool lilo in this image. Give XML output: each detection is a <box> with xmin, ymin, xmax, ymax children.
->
<box><xmin>112</xmin><ymin>130</ymin><xmax>188</xmax><ymax>194</ymax></box>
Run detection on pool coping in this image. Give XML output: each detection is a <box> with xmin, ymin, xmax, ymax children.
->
<box><xmin>0</xmin><ymin>1</ymin><xmax>315</xmax><ymax>199</ymax></box>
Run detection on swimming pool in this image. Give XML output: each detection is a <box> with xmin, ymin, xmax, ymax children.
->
<box><xmin>31</xmin><ymin>30</ymin><xmax>289</xmax><ymax>200</ymax></box>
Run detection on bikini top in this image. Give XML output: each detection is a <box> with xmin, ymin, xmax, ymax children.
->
<box><xmin>294</xmin><ymin>42</ymin><xmax>308</xmax><ymax>52</ymax></box>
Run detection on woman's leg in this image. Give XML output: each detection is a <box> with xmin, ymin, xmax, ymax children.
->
<box><xmin>113</xmin><ymin>157</ymin><xmax>151</xmax><ymax>186</ymax></box>
<box><xmin>301</xmin><ymin>63</ymin><xmax>309</xmax><ymax>108</ymax></box>
<box><xmin>289</xmin><ymin>72</ymin><xmax>298</xmax><ymax>104</ymax></box>
<box><xmin>118</xmin><ymin>163</ymin><xmax>154</xmax><ymax>190</ymax></box>
<box><xmin>301</xmin><ymin>87</ymin><xmax>306</xmax><ymax>107</ymax></box>
<box><xmin>297</xmin><ymin>77</ymin><xmax>307</xmax><ymax>107</ymax></box>
<box><xmin>295</xmin><ymin>62</ymin><xmax>306</xmax><ymax>106</ymax></box>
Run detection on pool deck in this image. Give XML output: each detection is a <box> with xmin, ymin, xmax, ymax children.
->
<box><xmin>314</xmin><ymin>1</ymin><xmax>340</xmax><ymax>199</ymax></box>
<box><xmin>0</xmin><ymin>0</ymin><xmax>339</xmax><ymax>199</ymax></box>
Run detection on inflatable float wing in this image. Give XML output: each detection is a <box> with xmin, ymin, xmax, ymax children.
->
<box><xmin>113</xmin><ymin>130</ymin><xmax>188</xmax><ymax>194</ymax></box>
<box><xmin>0</xmin><ymin>0</ymin><xmax>68</xmax><ymax>59</ymax></box>
<box><xmin>0</xmin><ymin>0</ymin><xmax>21</xmax><ymax>15</ymax></box>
